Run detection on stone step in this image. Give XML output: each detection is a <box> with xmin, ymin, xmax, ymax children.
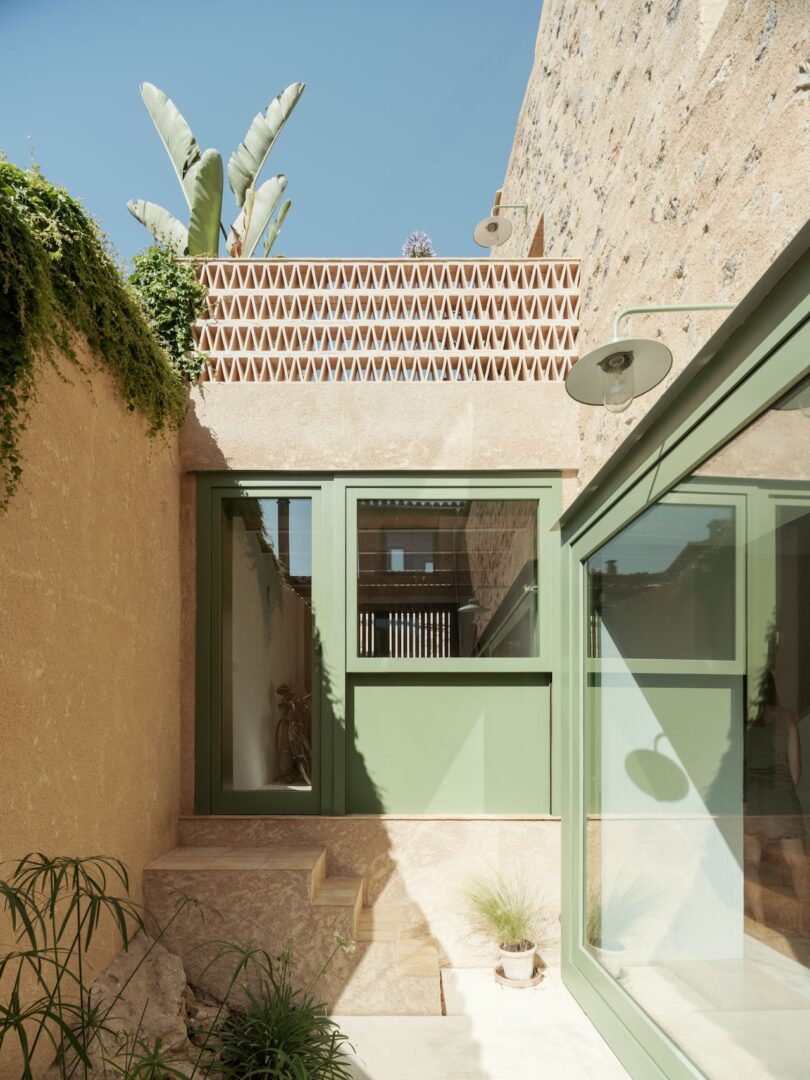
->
<box><xmin>357</xmin><ymin>904</ymin><xmax>399</xmax><ymax>942</ymax></box>
<box><xmin>398</xmin><ymin>929</ymin><xmax>441</xmax><ymax>979</ymax></box>
<box><xmin>143</xmin><ymin>843</ymin><xmax>442</xmax><ymax>1016</ymax></box>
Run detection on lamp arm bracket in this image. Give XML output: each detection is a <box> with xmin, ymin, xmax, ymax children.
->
<box><xmin>491</xmin><ymin>203</ymin><xmax>528</xmax><ymax>216</ymax></box>
<box><xmin>612</xmin><ymin>302</ymin><xmax>736</xmax><ymax>341</ymax></box>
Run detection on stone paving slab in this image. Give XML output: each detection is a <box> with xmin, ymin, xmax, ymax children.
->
<box><xmin>335</xmin><ymin>967</ymin><xmax>628</xmax><ymax>1079</ymax></box>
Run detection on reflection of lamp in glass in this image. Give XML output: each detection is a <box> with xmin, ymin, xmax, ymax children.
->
<box><xmin>624</xmin><ymin>733</ymin><xmax>690</xmax><ymax>802</ymax></box>
<box><xmin>458</xmin><ymin>598</ymin><xmax>487</xmax><ymax>614</ymax></box>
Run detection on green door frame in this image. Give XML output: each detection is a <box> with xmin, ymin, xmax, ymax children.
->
<box><xmin>559</xmin><ymin>237</ymin><xmax>810</xmax><ymax>1080</ymax></box>
<box><xmin>195</xmin><ymin>476</ymin><xmax>337</xmax><ymax>815</ymax></box>
<box><xmin>195</xmin><ymin>471</ymin><xmax>563</xmax><ymax>816</ymax></box>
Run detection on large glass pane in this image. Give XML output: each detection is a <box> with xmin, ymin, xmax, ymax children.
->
<box><xmin>356</xmin><ymin>499</ymin><xmax>538</xmax><ymax>658</ymax></box>
<box><xmin>221</xmin><ymin>497</ymin><xmax>313</xmax><ymax>791</ymax></box>
<box><xmin>583</xmin><ymin>376</ymin><xmax>810</xmax><ymax>1078</ymax></box>
<box><xmin>588</xmin><ymin>502</ymin><xmax>736</xmax><ymax>660</ymax></box>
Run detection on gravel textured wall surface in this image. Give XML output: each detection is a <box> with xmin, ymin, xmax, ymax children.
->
<box><xmin>498</xmin><ymin>0</ymin><xmax>810</xmax><ymax>487</ymax></box>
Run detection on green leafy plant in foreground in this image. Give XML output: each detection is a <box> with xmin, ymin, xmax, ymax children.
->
<box><xmin>0</xmin><ymin>853</ymin><xmax>145</xmax><ymax>1080</ymax></box>
<box><xmin>216</xmin><ymin>938</ymin><xmax>354</xmax><ymax>1080</ymax></box>
<box><xmin>465</xmin><ymin>872</ymin><xmax>544</xmax><ymax>951</ymax></box>
<box><xmin>0</xmin><ymin>854</ymin><xmax>355</xmax><ymax>1080</ymax></box>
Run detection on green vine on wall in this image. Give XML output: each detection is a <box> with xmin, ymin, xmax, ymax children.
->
<box><xmin>129</xmin><ymin>246</ymin><xmax>209</xmax><ymax>382</ymax></box>
<box><xmin>0</xmin><ymin>163</ymin><xmax>200</xmax><ymax>512</ymax></box>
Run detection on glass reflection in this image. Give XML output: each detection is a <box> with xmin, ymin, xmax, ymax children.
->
<box><xmin>356</xmin><ymin>499</ymin><xmax>538</xmax><ymax>658</ymax></box>
<box><xmin>221</xmin><ymin>497</ymin><xmax>313</xmax><ymax>792</ymax></box>
<box><xmin>584</xmin><ymin>375</ymin><xmax>810</xmax><ymax>1079</ymax></box>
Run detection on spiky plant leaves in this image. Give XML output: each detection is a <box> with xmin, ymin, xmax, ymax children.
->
<box><xmin>188</xmin><ymin>150</ymin><xmax>223</xmax><ymax>257</ymax></box>
<box><xmin>140</xmin><ymin>83</ymin><xmax>202</xmax><ymax>208</ymax></box>
<box><xmin>126</xmin><ymin>201</ymin><xmax>188</xmax><ymax>255</ymax></box>
<box><xmin>227</xmin><ymin>175</ymin><xmax>286</xmax><ymax>258</ymax></box>
<box><xmin>227</xmin><ymin>83</ymin><xmax>304</xmax><ymax>207</ymax></box>
<box><xmin>263</xmin><ymin>198</ymin><xmax>292</xmax><ymax>256</ymax></box>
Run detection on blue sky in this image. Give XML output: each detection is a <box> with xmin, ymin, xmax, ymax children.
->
<box><xmin>1</xmin><ymin>0</ymin><xmax>541</xmax><ymax>263</ymax></box>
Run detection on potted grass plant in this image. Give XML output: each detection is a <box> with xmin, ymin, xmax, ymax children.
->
<box><xmin>466</xmin><ymin>872</ymin><xmax>543</xmax><ymax>982</ymax></box>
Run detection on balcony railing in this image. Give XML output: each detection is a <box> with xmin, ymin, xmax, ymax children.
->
<box><xmin>194</xmin><ymin>258</ymin><xmax>580</xmax><ymax>383</ymax></box>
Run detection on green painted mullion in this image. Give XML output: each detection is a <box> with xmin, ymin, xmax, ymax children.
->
<box><xmin>544</xmin><ymin>483</ymin><xmax>563</xmax><ymax>816</ymax></box>
<box><xmin>194</xmin><ymin>476</ymin><xmax>214</xmax><ymax>814</ymax></box>
<box><xmin>331</xmin><ymin>477</ymin><xmax>349</xmax><ymax>815</ymax></box>
<box><xmin>346</xmin><ymin>657</ymin><xmax>548</xmax><ymax>675</ymax></box>
<box><xmin>209</xmin><ymin>487</ymin><xmax>225</xmax><ymax>811</ymax></box>
<box><xmin>562</xmin><ymin>548</ymin><xmax>703</xmax><ymax>1080</ymax></box>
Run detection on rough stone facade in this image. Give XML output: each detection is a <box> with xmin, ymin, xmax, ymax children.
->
<box><xmin>497</xmin><ymin>0</ymin><xmax>810</xmax><ymax>486</ymax></box>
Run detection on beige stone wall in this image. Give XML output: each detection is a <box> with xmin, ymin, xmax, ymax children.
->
<box><xmin>0</xmin><ymin>346</ymin><xmax>181</xmax><ymax>1075</ymax></box>
<box><xmin>498</xmin><ymin>0</ymin><xmax>810</xmax><ymax>491</ymax></box>
<box><xmin>181</xmin><ymin>382</ymin><xmax>584</xmax><ymax>474</ymax></box>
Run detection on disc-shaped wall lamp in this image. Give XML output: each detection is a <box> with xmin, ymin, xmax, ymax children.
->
<box><xmin>565</xmin><ymin>303</ymin><xmax>736</xmax><ymax>411</ymax></box>
<box><xmin>473</xmin><ymin>203</ymin><xmax>528</xmax><ymax>249</ymax></box>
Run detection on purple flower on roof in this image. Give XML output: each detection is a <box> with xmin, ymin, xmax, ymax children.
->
<box><xmin>402</xmin><ymin>231</ymin><xmax>436</xmax><ymax>258</ymax></box>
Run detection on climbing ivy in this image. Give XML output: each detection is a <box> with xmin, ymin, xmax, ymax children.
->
<box><xmin>0</xmin><ymin>163</ymin><xmax>190</xmax><ymax>511</ymax></box>
<box><xmin>129</xmin><ymin>245</ymin><xmax>209</xmax><ymax>382</ymax></box>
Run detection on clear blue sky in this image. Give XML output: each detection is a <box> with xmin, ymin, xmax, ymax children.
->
<box><xmin>1</xmin><ymin>0</ymin><xmax>541</xmax><ymax>263</ymax></box>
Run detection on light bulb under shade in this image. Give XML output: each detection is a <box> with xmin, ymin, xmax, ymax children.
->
<box><xmin>472</xmin><ymin>215</ymin><xmax>513</xmax><ymax>248</ymax></box>
<box><xmin>565</xmin><ymin>337</ymin><xmax>673</xmax><ymax>407</ymax></box>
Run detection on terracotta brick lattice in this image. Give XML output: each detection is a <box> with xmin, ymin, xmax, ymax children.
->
<box><xmin>194</xmin><ymin>259</ymin><xmax>580</xmax><ymax>383</ymax></box>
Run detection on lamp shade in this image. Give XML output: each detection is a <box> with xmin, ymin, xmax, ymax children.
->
<box><xmin>565</xmin><ymin>337</ymin><xmax>673</xmax><ymax>406</ymax></box>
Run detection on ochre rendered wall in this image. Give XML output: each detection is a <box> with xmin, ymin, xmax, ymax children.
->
<box><xmin>497</xmin><ymin>0</ymin><xmax>810</xmax><ymax>491</ymax></box>
<box><xmin>0</xmin><ymin>347</ymin><xmax>181</xmax><ymax>1076</ymax></box>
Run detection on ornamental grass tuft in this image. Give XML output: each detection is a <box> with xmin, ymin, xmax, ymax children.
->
<box><xmin>465</xmin><ymin>871</ymin><xmax>544</xmax><ymax>951</ymax></box>
<box><xmin>217</xmin><ymin>941</ymin><xmax>353</xmax><ymax>1080</ymax></box>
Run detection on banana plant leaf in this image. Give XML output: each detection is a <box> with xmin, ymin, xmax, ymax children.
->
<box><xmin>263</xmin><ymin>198</ymin><xmax>292</xmax><ymax>256</ymax></box>
<box><xmin>187</xmin><ymin>150</ymin><xmax>223</xmax><ymax>257</ymax></box>
<box><xmin>140</xmin><ymin>82</ymin><xmax>202</xmax><ymax>208</ymax></box>
<box><xmin>126</xmin><ymin>200</ymin><xmax>188</xmax><ymax>255</ymax></box>
<box><xmin>227</xmin><ymin>175</ymin><xmax>287</xmax><ymax>258</ymax></box>
<box><xmin>227</xmin><ymin>83</ymin><xmax>304</xmax><ymax>207</ymax></box>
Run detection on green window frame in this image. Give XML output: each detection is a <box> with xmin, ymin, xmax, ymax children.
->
<box><xmin>559</xmin><ymin>242</ymin><xmax>810</xmax><ymax>1080</ymax></box>
<box><xmin>195</xmin><ymin>472</ymin><xmax>563</xmax><ymax>816</ymax></box>
<box><xmin>344</xmin><ymin>477</ymin><xmax>560</xmax><ymax>674</ymax></box>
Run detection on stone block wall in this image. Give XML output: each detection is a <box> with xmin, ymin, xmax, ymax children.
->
<box><xmin>497</xmin><ymin>0</ymin><xmax>810</xmax><ymax>489</ymax></box>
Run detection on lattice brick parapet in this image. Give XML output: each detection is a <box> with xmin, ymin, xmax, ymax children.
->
<box><xmin>194</xmin><ymin>259</ymin><xmax>580</xmax><ymax>383</ymax></box>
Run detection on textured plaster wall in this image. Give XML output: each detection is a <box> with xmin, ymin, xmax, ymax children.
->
<box><xmin>498</xmin><ymin>0</ymin><xmax>810</xmax><ymax>490</ymax></box>
<box><xmin>181</xmin><ymin>382</ymin><xmax>584</xmax><ymax>474</ymax></box>
<box><xmin>0</xmin><ymin>347</ymin><xmax>181</xmax><ymax>1075</ymax></box>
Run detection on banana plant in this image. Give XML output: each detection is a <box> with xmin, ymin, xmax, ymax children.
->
<box><xmin>127</xmin><ymin>81</ymin><xmax>304</xmax><ymax>257</ymax></box>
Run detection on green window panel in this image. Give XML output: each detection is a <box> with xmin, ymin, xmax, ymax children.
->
<box><xmin>347</xmin><ymin>674</ymin><xmax>551</xmax><ymax>814</ymax></box>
